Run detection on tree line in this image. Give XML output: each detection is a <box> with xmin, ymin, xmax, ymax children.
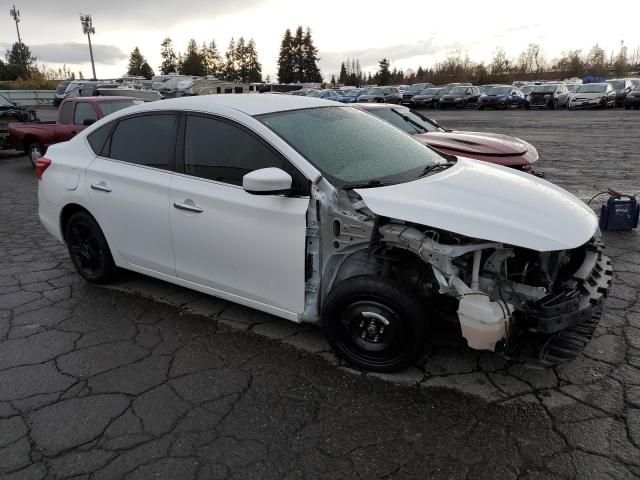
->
<box><xmin>1</xmin><ymin>35</ymin><xmax>638</xmax><ymax>86</ymax></box>
<box><xmin>335</xmin><ymin>42</ymin><xmax>639</xmax><ymax>87</ymax></box>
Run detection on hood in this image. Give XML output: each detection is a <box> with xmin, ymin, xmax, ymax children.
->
<box><xmin>355</xmin><ymin>157</ymin><xmax>597</xmax><ymax>252</ymax></box>
<box><xmin>572</xmin><ymin>92</ymin><xmax>605</xmax><ymax>99</ymax></box>
<box><xmin>413</xmin><ymin>131</ymin><xmax>528</xmax><ymax>157</ymax></box>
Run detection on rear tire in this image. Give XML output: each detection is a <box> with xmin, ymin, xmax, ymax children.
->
<box><xmin>65</xmin><ymin>211</ymin><xmax>117</xmax><ymax>284</ymax></box>
<box><xmin>27</xmin><ymin>142</ymin><xmax>45</xmax><ymax>168</ymax></box>
<box><xmin>322</xmin><ymin>275</ymin><xmax>428</xmax><ymax>372</ymax></box>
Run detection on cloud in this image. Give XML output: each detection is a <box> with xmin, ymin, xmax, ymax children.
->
<box><xmin>0</xmin><ymin>42</ymin><xmax>128</xmax><ymax>66</ymax></box>
<box><xmin>319</xmin><ymin>38</ymin><xmax>466</xmax><ymax>72</ymax></box>
<box><xmin>20</xmin><ymin>0</ymin><xmax>263</xmax><ymax>27</ymax></box>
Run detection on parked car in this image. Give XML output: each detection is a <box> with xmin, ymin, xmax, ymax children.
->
<box><xmin>477</xmin><ymin>86</ymin><xmax>525</xmax><ymax>109</ymax></box>
<box><xmin>306</xmin><ymin>89</ymin><xmax>343</xmax><ymax>102</ymax></box>
<box><xmin>8</xmin><ymin>96</ymin><xmax>141</xmax><ymax>166</ymax></box>
<box><xmin>37</xmin><ymin>95</ymin><xmax>611</xmax><ymax>372</ymax></box>
<box><xmin>0</xmin><ymin>94</ymin><xmax>39</xmax><ymax>153</ymax></box>
<box><xmin>438</xmin><ymin>86</ymin><xmax>482</xmax><ymax>109</ymax></box>
<box><xmin>53</xmin><ymin>81</ymin><xmax>72</xmax><ymax>107</ymax></box>
<box><xmin>606</xmin><ymin>79</ymin><xmax>633</xmax><ymax>107</ymax></box>
<box><xmin>355</xmin><ymin>103</ymin><xmax>539</xmax><ymax>174</ymax></box>
<box><xmin>528</xmin><ymin>83</ymin><xmax>571</xmax><ymax>109</ymax></box>
<box><xmin>479</xmin><ymin>84</ymin><xmax>498</xmax><ymax>95</ymax></box>
<box><xmin>336</xmin><ymin>89</ymin><xmax>365</xmax><ymax>103</ymax></box>
<box><xmin>519</xmin><ymin>85</ymin><xmax>537</xmax><ymax>108</ymax></box>
<box><xmin>401</xmin><ymin>83</ymin><xmax>434</xmax><ymax>104</ymax></box>
<box><xmin>624</xmin><ymin>84</ymin><xmax>640</xmax><ymax>109</ymax></box>
<box><xmin>568</xmin><ymin>83</ymin><xmax>616</xmax><ymax>109</ymax></box>
<box><xmin>357</xmin><ymin>86</ymin><xmax>402</xmax><ymax>104</ymax></box>
<box><xmin>409</xmin><ymin>87</ymin><xmax>447</xmax><ymax>108</ymax></box>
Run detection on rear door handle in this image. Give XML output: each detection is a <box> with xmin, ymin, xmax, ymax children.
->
<box><xmin>90</xmin><ymin>181</ymin><xmax>112</xmax><ymax>193</ymax></box>
<box><xmin>173</xmin><ymin>200</ymin><xmax>203</xmax><ymax>213</ymax></box>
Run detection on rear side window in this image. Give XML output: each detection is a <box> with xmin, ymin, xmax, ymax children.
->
<box><xmin>59</xmin><ymin>102</ymin><xmax>73</xmax><ymax>124</ymax></box>
<box><xmin>74</xmin><ymin>102</ymin><xmax>98</xmax><ymax>125</ymax></box>
<box><xmin>87</xmin><ymin>122</ymin><xmax>113</xmax><ymax>155</ymax></box>
<box><xmin>107</xmin><ymin>114</ymin><xmax>177</xmax><ymax>170</ymax></box>
<box><xmin>183</xmin><ymin>115</ymin><xmax>308</xmax><ymax>194</ymax></box>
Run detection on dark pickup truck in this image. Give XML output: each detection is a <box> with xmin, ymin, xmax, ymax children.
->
<box><xmin>1</xmin><ymin>93</ymin><xmax>39</xmax><ymax>153</ymax></box>
<box><xmin>9</xmin><ymin>96</ymin><xmax>140</xmax><ymax>166</ymax></box>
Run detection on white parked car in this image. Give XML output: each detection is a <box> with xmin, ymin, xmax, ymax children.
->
<box><xmin>36</xmin><ymin>95</ymin><xmax>612</xmax><ymax>372</ymax></box>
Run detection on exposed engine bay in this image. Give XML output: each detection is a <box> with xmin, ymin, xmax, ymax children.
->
<box><xmin>303</xmin><ymin>183</ymin><xmax>613</xmax><ymax>366</ymax></box>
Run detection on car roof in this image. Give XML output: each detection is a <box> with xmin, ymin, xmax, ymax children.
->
<box><xmin>114</xmin><ymin>94</ymin><xmax>337</xmax><ymax>117</ymax></box>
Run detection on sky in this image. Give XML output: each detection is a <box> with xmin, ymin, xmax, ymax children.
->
<box><xmin>2</xmin><ymin>0</ymin><xmax>640</xmax><ymax>81</ymax></box>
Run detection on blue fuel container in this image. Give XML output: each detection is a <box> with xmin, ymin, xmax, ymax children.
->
<box><xmin>599</xmin><ymin>194</ymin><xmax>639</xmax><ymax>231</ymax></box>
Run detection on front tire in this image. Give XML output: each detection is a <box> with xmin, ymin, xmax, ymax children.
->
<box><xmin>322</xmin><ymin>275</ymin><xmax>427</xmax><ymax>372</ymax></box>
<box><xmin>65</xmin><ymin>211</ymin><xmax>117</xmax><ymax>284</ymax></box>
<box><xmin>27</xmin><ymin>142</ymin><xmax>45</xmax><ymax>168</ymax></box>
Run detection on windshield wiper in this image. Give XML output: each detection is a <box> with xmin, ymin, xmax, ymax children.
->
<box><xmin>342</xmin><ymin>179</ymin><xmax>387</xmax><ymax>189</ymax></box>
<box><xmin>418</xmin><ymin>161</ymin><xmax>457</xmax><ymax>177</ymax></box>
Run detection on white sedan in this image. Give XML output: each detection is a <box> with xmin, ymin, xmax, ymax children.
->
<box><xmin>37</xmin><ymin>95</ymin><xmax>611</xmax><ymax>372</ymax></box>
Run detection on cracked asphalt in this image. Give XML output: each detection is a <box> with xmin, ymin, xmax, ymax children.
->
<box><xmin>1</xmin><ymin>108</ymin><xmax>639</xmax><ymax>479</ymax></box>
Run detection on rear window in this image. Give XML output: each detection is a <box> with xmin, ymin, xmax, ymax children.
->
<box><xmin>107</xmin><ymin>114</ymin><xmax>178</xmax><ymax>170</ymax></box>
<box><xmin>87</xmin><ymin>123</ymin><xmax>113</xmax><ymax>156</ymax></box>
<box><xmin>96</xmin><ymin>100</ymin><xmax>139</xmax><ymax>117</ymax></box>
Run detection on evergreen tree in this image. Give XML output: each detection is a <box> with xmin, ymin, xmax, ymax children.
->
<box><xmin>244</xmin><ymin>39</ymin><xmax>262</xmax><ymax>83</ymax></box>
<box><xmin>292</xmin><ymin>26</ymin><xmax>305</xmax><ymax>82</ymax></box>
<box><xmin>4</xmin><ymin>42</ymin><xmax>36</xmax><ymax>79</ymax></box>
<box><xmin>203</xmin><ymin>40</ymin><xmax>223</xmax><ymax>77</ymax></box>
<box><xmin>127</xmin><ymin>47</ymin><xmax>147</xmax><ymax>77</ymax></box>
<box><xmin>376</xmin><ymin>58</ymin><xmax>390</xmax><ymax>85</ymax></box>
<box><xmin>179</xmin><ymin>39</ymin><xmax>206</xmax><ymax>76</ymax></box>
<box><xmin>338</xmin><ymin>62</ymin><xmax>347</xmax><ymax>84</ymax></box>
<box><xmin>301</xmin><ymin>27</ymin><xmax>322</xmax><ymax>82</ymax></box>
<box><xmin>160</xmin><ymin>37</ymin><xmax>178</xmax><ymax>74</ymax></box>
<box><xmin>277</xmin><ymin>29</ymin><xmax>294</xmax><ymax>83</ymax></box>
<box><xmin>140</xmin><ymin>62</ymin><xmax>154</xmax><ymax>80</ymax></box>
<box><xmin>224</xmin><ymin>38</ymin><xmax>239</xmax><ymax>81</ymax></box>
<box><xmin>330</xmin><ymin>74</ymin><xmax>336</xmax><ymax>86</ymax></box>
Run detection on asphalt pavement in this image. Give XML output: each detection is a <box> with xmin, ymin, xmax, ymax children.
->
<box><xmin>0</xmin><ymin>108</ymin><xmax>639</xmax><ymax>479</ymax></box>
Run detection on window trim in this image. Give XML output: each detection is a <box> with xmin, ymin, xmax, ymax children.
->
<box><xmin>177</xmin><ymin>112</ymin><xmax>311</xmax><ymax>197</ymax></box>
<box><xmin>98</xmin><ymin>111</ymin><xmax>181</xmax><ymax>172</ymax></box>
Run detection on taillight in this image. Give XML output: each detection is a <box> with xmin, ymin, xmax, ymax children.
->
<box><xmin>35</xmin><ymin>157</ymin><xmax>52</xmax><ymax>180</ymax></box>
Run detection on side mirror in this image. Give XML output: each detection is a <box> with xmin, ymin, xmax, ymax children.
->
<box><xmin>243</xmin><ymin>167</ymin><xmax>292</xmax><ymax>195</ymax></box>
<box><xmin>511</xmin><ymin>92</ymin><xmax>517</xmax><ymax>96</ymax></box>
<box><xmin>83</xmin><ymin>118</ymin><xmax>96</xmax><ymax>126</ymax></box>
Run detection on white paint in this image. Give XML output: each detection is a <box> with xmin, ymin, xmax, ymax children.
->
<box><xmin>356</xmin><ymin>157</ymin><xmax>598</xmax><ymax>252</ymax></box>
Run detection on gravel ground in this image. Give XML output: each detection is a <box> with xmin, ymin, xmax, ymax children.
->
<box><xmin>0</xmin><ymin>108</ymin><xmax>639</xmax><ymax>479</ymax></box>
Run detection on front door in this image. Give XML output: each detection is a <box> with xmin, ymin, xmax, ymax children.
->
<box><xmin>86</xmin><ymin>113</ymin><xmax>178</xmax><ymax>275</ymax></box>
<box><xmin>170</xmin><ymin>114</ymin><xmax>309</xmax><ymax>314</ymax></box>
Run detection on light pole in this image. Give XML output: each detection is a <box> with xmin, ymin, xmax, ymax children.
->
<box><xmin>80</xmin><ymin>14</ymin><xmax>97</xmax><ymax>80</ymax></box>
<box><xmin>9</xmin><ymin>5</ymin><xmax>21</xmax><ymax>45</ymax></box>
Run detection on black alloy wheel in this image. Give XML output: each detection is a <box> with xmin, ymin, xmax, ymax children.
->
<box><xmin>65</xmin><ymin>211</ymin><xmax>116</xmax><ymax>284</ymax></box>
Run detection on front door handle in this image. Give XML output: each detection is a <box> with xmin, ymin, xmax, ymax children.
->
<box><xmin>90</xmin><ymin>181</ymin><xmax>112</xmax><ymax>193</ymax></box>
<box><xmin>173</xmin><ymin>200</ymin><xmax>203</xmax><ymax>213</ymax></box>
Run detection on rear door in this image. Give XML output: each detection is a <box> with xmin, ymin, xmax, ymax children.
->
<box><xmin>169</xmin><ymin>113</ymin><xmax>309</xmax><ymax>315</ymax></box>
<box><xmin>86</xmin><ymin>113</ymin><xmax>178</xmax><ymax>275</ymax></box>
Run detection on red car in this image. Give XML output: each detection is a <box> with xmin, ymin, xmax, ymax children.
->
<box><xmin>9</xmin><ymin>96</ymin><xmax>140</xmax><ymax>166</ymax></box>
<box><xmin>355</xmin><ymin>103</ymin><xmax>539</xmax><ymax>174</ymax></box>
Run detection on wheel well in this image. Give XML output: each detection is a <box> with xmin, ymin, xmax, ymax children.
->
<box><xmin>22</xmin><ymin>135</ymin><xmax>36</xmax><ymax>152</ymax></box>
<box><xmin>59</xmin><ymin>204</ymin><xmax>93</xmax><ymax>241</ymax></box>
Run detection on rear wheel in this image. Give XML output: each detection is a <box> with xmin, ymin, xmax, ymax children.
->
<box><xmin>65</xmin><ymin>211</ymin><xmax>117</xmax><ymax>284</ymax></box>
<box><xmin>322</xmin><ymin>275</ymin><xmax>428</xmax><ymax>372</ymax></box>
<box><xmin>27</xmin><ymin>142</ymin><xmax>45</xmax><ymax>168</ymax></box>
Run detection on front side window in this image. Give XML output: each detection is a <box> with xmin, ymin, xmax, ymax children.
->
<box><xmin>183</xmin><ymin>115</ymin><xmax>308</xmax><ymax>194</ymax></box>
<box><xmin>259</xmin><ymin>106</ymin><xmax>446</xmax><ymax>188</ymax></box>
<box><xmin>107</xmin><ymin>114</ymin><xmax>177</xmax><ymax>170</ymax></box>
<box><xmin>59</xmin><ymin>102</ymin><xmax>73</xmax><ymax>124</ymax></box>
<box><xmin>74</xmin><ymin>102</ymin><xmax>98</xmax><ymax>125</ymax></box>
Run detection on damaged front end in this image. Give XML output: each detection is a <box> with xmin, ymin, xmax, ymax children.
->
<box><xmin>307</xmin><ymin>181</ymin><xmax>613</xmax><ymax>368</ymax></box>
<box><xmin>378</xmin><ymin>220</ymin><xmax>613</xmax><ymax>366</ymax></box>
